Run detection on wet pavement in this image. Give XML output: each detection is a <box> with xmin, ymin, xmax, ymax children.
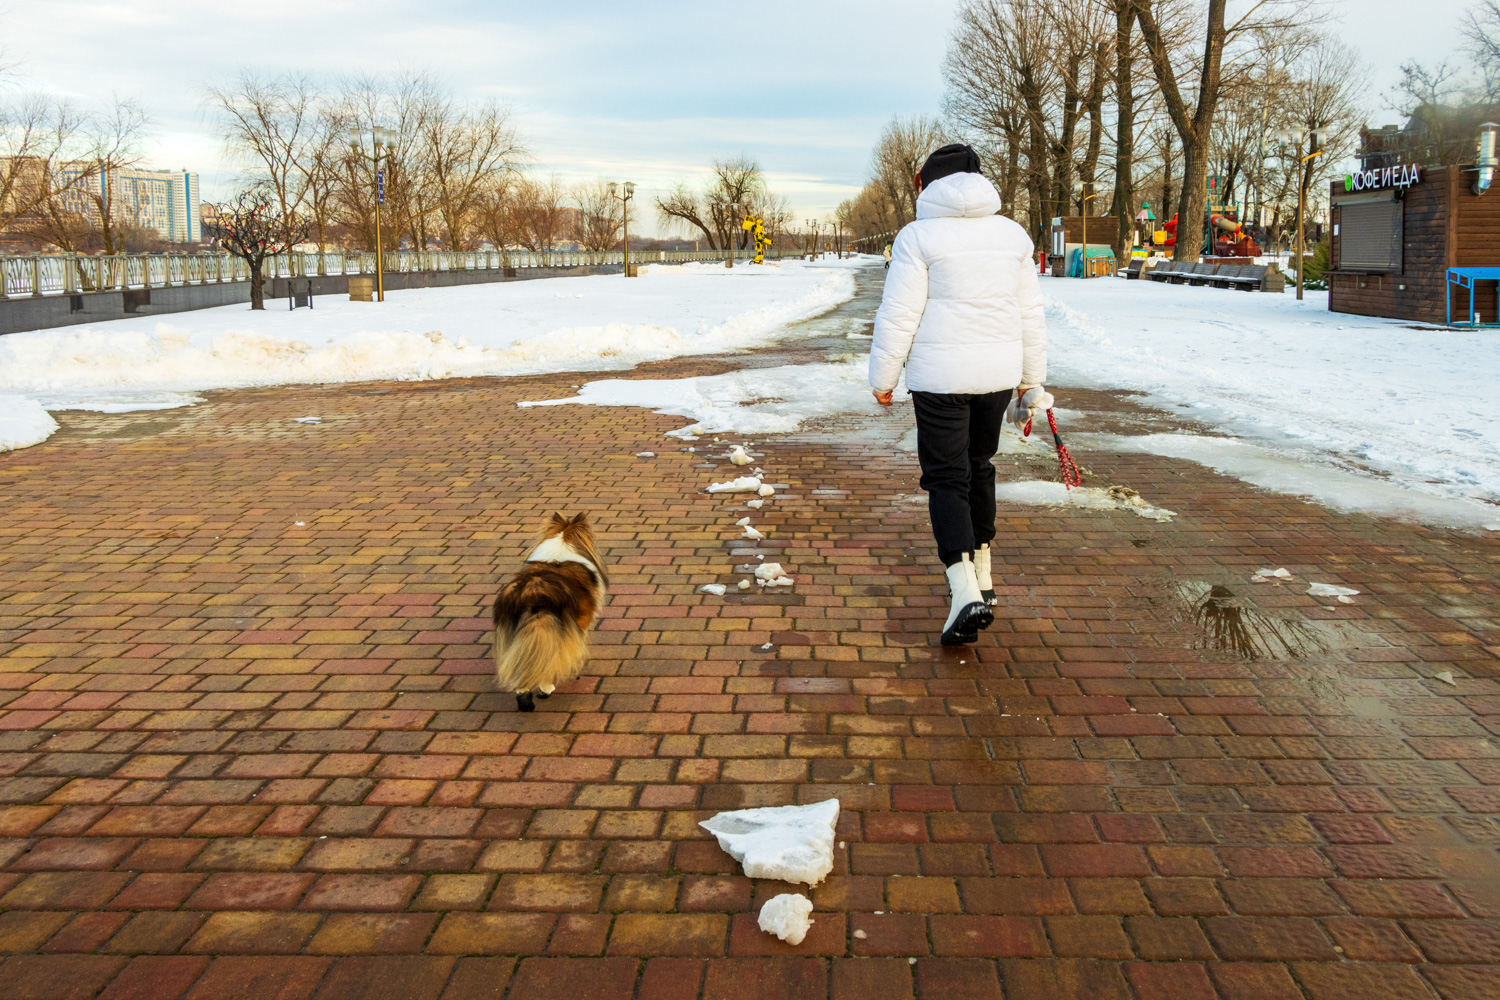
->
<box><xmin>0</xmin><ymin>264</ymin><xmax>1497</xmax><ymax>999</ymax></box>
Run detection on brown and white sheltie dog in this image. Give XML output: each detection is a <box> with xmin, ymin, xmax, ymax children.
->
<box><xmin>492</xmin><ymin>513</ymin><xmax>609</xmax><ymax>712</ymax></box>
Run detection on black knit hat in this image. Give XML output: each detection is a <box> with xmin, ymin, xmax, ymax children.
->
<box><xmin>919</xmin><ymin>143</ymin><xmax>982</xmax><ymax>187</ymax></box>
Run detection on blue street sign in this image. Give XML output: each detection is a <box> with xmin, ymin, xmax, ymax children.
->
<box><xmin>376</xmin><ymin>170</ymin><xmax>385</xmax><ymax>205</ymax></box>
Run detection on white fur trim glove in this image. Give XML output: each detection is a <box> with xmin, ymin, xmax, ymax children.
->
<box><xmin>1005</xmin><ymin>385</ymin><xmax>1054</xmax><ymax>434</ymax></box>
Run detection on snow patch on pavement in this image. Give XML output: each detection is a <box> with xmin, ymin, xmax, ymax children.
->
<box><xmin>1043</xmin><ymin>277</ymin><xmax>1500</xmax><ymax>507</ymax></box>
<box><xmin>519</xmin><ymin>359</ymin><xmax>895</xmax><ymax>437</ymax></box>
<box><xmin>0</xmin><ymin>395</ymin><xmax>59</xmax><ymax>452</ymax></box>
<box><xmin>994</xmin><ymin>480</ymin><xmax>1178</xmax><ymax>521</ymax></box>
<box><xmin>699</xmin><ymin>799</ymin><xmax>839</xmax><ymax>885</ymax></box>
<box><xmin>1079</xmin><ymin>432</ymin><xmax>1499</xmax><ymax>529</ymax></box>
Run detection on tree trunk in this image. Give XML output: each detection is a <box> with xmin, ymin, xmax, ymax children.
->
<box><xmin>1162</xmin><ymin>131</ymin><xmax>1174</xmax><ymax>238</ymax></box>
<box><xmin>249</xmin><ymin>260</ymin><xmax>265</xmax><ymax>310</ymax></box>
<box><xmin>1108</xmin><ymin>1</ymin><xmax>1137</xmax><ymax>262</ymax></box>
<box><xmin>1175</xmin><ymin>138</ymin><xmax>1210</xmax><ymax>260</ymax></box>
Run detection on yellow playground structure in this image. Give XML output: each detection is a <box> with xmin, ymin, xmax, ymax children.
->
<box><xmin>741</xmin><ymin>215</ymin><xmax>772</xmax><ymax>264</ymax></box>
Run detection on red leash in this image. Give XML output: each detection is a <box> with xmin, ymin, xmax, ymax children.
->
<box><xmin>1021</xmin><ymin>408</ymin><xmax>1082</xmax><ymax>489</ymax></box>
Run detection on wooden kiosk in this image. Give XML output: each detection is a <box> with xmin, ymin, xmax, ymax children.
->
<box><xmin>1328</xmin><ymin>164</ymin><xmax>1500</xmax><ymax>324</ymax></box>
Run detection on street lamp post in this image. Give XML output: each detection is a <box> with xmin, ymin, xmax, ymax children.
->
<box><xmin>1072</xmin><ymin>179</ymin><xmax>1098</xmax><ymax>278</ymax></box>
<box><xmin>1281</xmin><ymin>128</ymin><xmax>1327</xmax><ymax>301</ymax></box>
<box><xmin>806</xmin><ymin>219</ymin><xmax>818</xmax><ymax>261</ymax></box>
<box><xmin>607</xmin><ymin>181</ymin><xmax>636</xmax><ymax>277</ymax></box>
<box><xmin>348</xmin><ymin>126</ymin><xmax>396</xmax><ymax>301</ymax></box>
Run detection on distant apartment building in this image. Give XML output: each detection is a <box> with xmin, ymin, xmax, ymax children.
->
<box><xmin>53</xmin><ymin>165</ymin><xmax>202</xmax><ymax>243</ymax></box>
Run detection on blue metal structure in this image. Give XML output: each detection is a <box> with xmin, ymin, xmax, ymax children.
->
<box><xmin>1446</xmin><ymin>267</ymin><xmax>1500</xmax><ymax>326</ymax></box>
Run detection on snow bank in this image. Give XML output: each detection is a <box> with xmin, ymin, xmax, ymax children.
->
<box><xmin>0</xmin><ymin>259</ymin><xmax>862</xmax><ymax>413</ymax></box>
<box><xmin>1044</xmin><ymin>277</ymin><xmax>1500</xmax><ymax>507</ymax></box>
<box><xmin>759</xmin><ymin>894</ymin><xmax>814</xmax><ymax>945</ymax></box>
<box><xmin>0</xmin><ymin>395</ymin><xmax>59</xmax><ymax>452</ymax></box>
<box><xmin>520</xmin><ymin>359</ymin><xmax>893</xmax><ymax>438</ymax></box>
<box><xmin>994</xmin><ymin>480</ymin><xmax>1177</xmax><ymax>520</ymax></box>
<box><xmin>699</xmin><ymin>799</ymin><xmax>839</xmax><ymax>885</ymax></box>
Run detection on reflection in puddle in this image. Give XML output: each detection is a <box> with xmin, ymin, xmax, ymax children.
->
<box><xmin>1176</xmin><ymin>582</ymin><xmax>1326</xmax><ymax>660</ymax></box>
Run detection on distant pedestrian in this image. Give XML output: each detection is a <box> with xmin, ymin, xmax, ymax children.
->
<box><xmin>882</xmin><ymin>243</ymin><xmax>892</xmax><ymax>269</ymax></box>
<box><xmin>867</xmin><ymin>143</ymin><xmax>1049</xmax><ymax>645</ymax></box>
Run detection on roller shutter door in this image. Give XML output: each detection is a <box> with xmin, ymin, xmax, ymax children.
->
<box><xmin>1336</xmin><ymin>194</ymin><xmax>1402</xmax><ymax>272</ymax></box>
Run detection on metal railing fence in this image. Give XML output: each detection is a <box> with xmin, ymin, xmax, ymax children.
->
<box><xmin>0</xmin><ymin>247</ymin><xmax>779</xmax><ymax>299</ymax></box>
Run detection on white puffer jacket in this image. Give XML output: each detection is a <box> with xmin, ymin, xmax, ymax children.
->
<box><xmin>868</xmin><ymin>172</ymin><xmax>1046</xmax><ymax>394</ymax></box>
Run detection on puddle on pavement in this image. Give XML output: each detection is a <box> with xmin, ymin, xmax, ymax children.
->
<box><xmin>1142</xmin><ymin>578</ymin><xmax>1388</xmax><ymax>662</ymax></box>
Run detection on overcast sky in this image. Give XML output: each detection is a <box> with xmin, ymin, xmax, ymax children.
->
<box><xmin>1</xmin><ymin>0</ymin><xmax>1484</xmax><ymax>235</ymax></box>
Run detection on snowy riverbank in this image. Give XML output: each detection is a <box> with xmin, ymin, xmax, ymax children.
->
<box><xmin>0</xmin><ymin>257</ymin><xmax>865</xmax><ymax>450</ymax></box>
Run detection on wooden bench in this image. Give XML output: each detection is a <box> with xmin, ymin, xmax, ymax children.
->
<box><xmin>1120</xmin><ymin>259</ymin><xmax>1147</xmax><ymax>279</ymax></box>
<box><xmin>1146</xmin><ymin>260</ymin><xmax>1183</xmax><ymax>282</ymax></box>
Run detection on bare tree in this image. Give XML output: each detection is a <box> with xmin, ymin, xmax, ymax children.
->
<box><xmin>423</xmin><ymin>98</ymin><xmax>524</xmax><ymax>249</ymax></box>
<box><xmin>511</xmin><ymin>174</ymin><xmax>567</xmax><ymax>251</ymax></box>
<box><xmin>205</xmin><ymin>72</ymin><xmax>319</xmax><ymax>225</ymax></box>
<box><xmin>205</xmin><ymin>186</ymin><xmax>309</xmax><ymax>310</ymax></box>
<box><xmin>570</xmin><ymin>180</ymin><xmax>623</xmax><ymax>251</ymax></box>
<box><xmin>656</xmin><ymin>157</ymin><xmax>768</xmax><ymax>249</ymax></box>
<box><xmin>0</xmin><ymin>93</ymin><xmax>95</xmax><ymax>237</ymax></box>
<box><xmin>872</xmin><ymin>115</ymin><xmax>949</xmax><ymax>227</ymax></box>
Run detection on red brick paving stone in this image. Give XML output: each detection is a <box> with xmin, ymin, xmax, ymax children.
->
<box><xmin>1124</xmin><ymin>961</ymin><xmax>1217</xmax><ymax>1000</ymax></box>
<box><xmin>0</xmin><ymin>955</ymin><xmax>127</xmax><ymax>1000</ymax></box>
<box><xmin>505</xmin><ymin>957</ymin><xmax>639</xmax><ymax>1000</ymax></box>
<box><xmin>310</xmin><ymin>956</ymin><xmax>455</xmax><ymax>1000</ymax></box>
<box><xmin>636</xmin><ymin>958</ymin><xmax>705</xmax><ymax>1000</ymax></box>
<box><xmin>5</xmin><ymin>292</ymin><xmax>1500</xmax><ymax>997</ymax></box>
<box><xmin>1420</xmin><ymin>965</ymin><xmax>1500</xmax><ymax>1000</ymax></box>
<box><xmin>1298</xmin><ymin>962</ymin><xmax>1440</xmax><ymax>1000</ymax></box>
<box><xmin>702</xmin><ymin>958</ymin><xmax>826</xmax><ymax>1000</ymax></box>
<box><xmin>97</xmin><ymin>955</ymin><xmax>211</xmax><ymax>1000</ymax></box>
<box><xmin>181</xmin><ymin>956</ymin><xmax>333</xmax><ymax>1000</ymax></box>
<box><xmin>999</xmin><ymin>958</ymin><xmax>1134</xmax><ymax>1000</ymax></box>
<box><xmin>436</xmin><ymin>957</ymin><xmax>515</xmax><ymax>1000</ymax></box>
<box><xmin>831</xmin><ymin>957</ymin><xmax>916</xmax><ymax>1000</ymax></box>
<box><xmin>912</xmin><ymin>958</ymin><xmax>1003</xmax><ymax>1000</ymax></box>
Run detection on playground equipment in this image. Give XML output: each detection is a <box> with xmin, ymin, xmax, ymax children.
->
<box><xmin>741</xmin><ymin>216</ymin><xmax>772</xmax><ymax>265</ymax></box>
<box><xmin>1152</xmin><ymin>177</ymin><xmax>1261</xmax><ymax>257</ymax></box>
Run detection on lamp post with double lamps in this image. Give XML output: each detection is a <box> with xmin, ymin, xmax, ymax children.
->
<box><xmin>607</xmin><ymin>181</ymin><xmax>636</xmax><ymax>277</ymax></box>
<box><xmin>1282</xmin><ymin>127</ymin><xmax>1327</xmax><ymax>301</ymax></box>
<box><xmin>348</xmin><ymin>126</ymin><xmax>396</xmax><ymax>301</ymax></box>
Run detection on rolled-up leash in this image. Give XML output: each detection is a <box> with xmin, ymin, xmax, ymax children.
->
<box><xmin>1008</xmin><ymin>388</ymin><xmax>1081</xmax><ymax>490</ymax></box>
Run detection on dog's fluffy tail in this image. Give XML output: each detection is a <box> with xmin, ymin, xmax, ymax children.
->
<box><xmin>494</xmin><ymin>611</ymin><xmax>587</xmax><ymax>695</ymax></box>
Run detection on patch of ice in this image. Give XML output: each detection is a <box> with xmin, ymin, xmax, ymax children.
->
<box><xmin>758</xmin><ymin>893</ymin><xmax>814</xmax><ymax>945</ymax></box>
<box><xmin>707</xmin><ymin>475</ymin><xmax>762</xmax><ymax>494</ymax></box>
<box><xmin>1307</xmin><ymin>582</ymin><xmax>1359</xmax><ymax>598</ymax></box>
<box><xmin>699</xmin><ymin>799</ymin><xmax>840</xmax><ymax>885</ymax></box>
<box><xmin>994</xmin><ymin>480</ymin><xmax>1177</xmax><ymax>521</ymax></box>
<box><xmin>698</xmin><ymin>584</ymin><xmax>728</xmax><ymax>596</ymax></box>
<box><xmin>34</xmin><ymin>389</ymin><xmax>203</xmax><ymax>412</ymax></box>
<box><xmin>0</xmin><ymin>395</ymin><xmax>59</xmax><ymax>452</ymax></box>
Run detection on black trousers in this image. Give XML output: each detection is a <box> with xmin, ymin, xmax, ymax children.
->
<box><xmin>911</xmin><ymin>389</ymin><xmax>1011</xmax><ymax>566</ymax></box>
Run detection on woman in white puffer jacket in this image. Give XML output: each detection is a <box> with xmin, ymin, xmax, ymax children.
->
<box><xmin>868</xmin><ymin>143</ymin><xmax>1050</xmax><ymax>646</ymax></box>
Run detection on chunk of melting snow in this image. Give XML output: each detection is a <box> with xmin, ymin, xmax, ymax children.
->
<box><xmin>1253</xmin><ymin>568</ymin><xmax>1292</xmax><ymax>581</ymax></box>
<box><xmin>742</xmin><ymin>525</ymin><xmax>765</xmax><ymax>540</ymax></box>
<box><xmin>738</xmin><ymin>579</ymin><xmax>752</xmax><ymax>590</ymax></box>
<box><xmin>1485</xmin><ymin>523</ymin><xmax>1500</xmax><ymax>531</ymax></box>
<box><xmin>293</xmin><ymin>521</ymin><xmax>305</xmax><ymax>527</ymax></box>
<box><xmin>758</xmin><ymin>893</ymin><xmax>814</xmax><ymax>945</ymax></box>
<box><xmin>699</xmin><ymin>799</ymin><xmax>839</xmax><ymax>885</ymax></box>
<box><xmin>735</xmin><ymin>517</ymin><xmax>751</xmax><ymax>526</ymax></box>
<box><xmin>755</xmin><ymin>562</ymin><xmax>793</xmax><ymax>586</ymax></box>
<box><xmin>758</xmin><ymin>484</ymin><xmax>776</xmax><ymax>497</ymax></box>
<box><xmin>853</xmin><ymin>929</ymin><xmax>868</xmax><ymax>940</ymax></box>
<box><xmin>745</xmin><ymin>499</ymin><xmax>764</xmax><ymax>510</ymax></box>
<box><xmin>293</xmin><ymin>416</ymin><xmax>322</xmax><ymax>424</ymax></box>
<box><xmin>1436</xmin><ymin>670</ymin><xmax>1457</xmax><ymax>686</ymax></box>
<box><xmin>698</xmin><ymin>584</ymin><xmax>727</xmax><ymax>596</ymax></box>
<box><xmin>760</xmin><ymin>642</ymin><xmax>773</xmax><ymax>650</ymax></box>
<box><xmin>636</xmin><ymin>452</ymin><xmax>655</xmax><ymax>458</ymax></box>
<box><xmin>708</xmin><ymin>475</ymin><xmax>762</xmax><ymax>494</ymax></box>
<box><xmin>1307</xmin><ymin>582</ymin><xmax>1359</xmax><ymax>598</ymax></box>
<box><xmin>729</xmin><ymin>445</ymin><xmax>752</xmax><ymax>466</ymax></box>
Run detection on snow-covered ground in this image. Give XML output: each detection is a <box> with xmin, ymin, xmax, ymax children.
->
<box><xmin>1044</xmin><ymin>276</ymin><xmax>1500</xmax><ymax>513</ymax></box>
<box><xmin>0</xmin><ymin>395</ymin><xmax>57</xmax><ymax>454</ymax></box>
<box><xmin>0</xmin><ymin>258</ymin><xmax>862</xmax><ymax>449</ymax></box>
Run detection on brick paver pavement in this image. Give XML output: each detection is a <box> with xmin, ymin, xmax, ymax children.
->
<box><xmin>1</xmin><ymin>271</ymin><xmax>1498</xmax><ymax>998</ymax></box>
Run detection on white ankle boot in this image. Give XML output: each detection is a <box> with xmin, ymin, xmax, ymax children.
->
<box><xmin>973</xmin><ymin>545</ymin><xmax>996</xmax><ymax>606</ymax></box>
<box><xmin>942</xmin><ymin>554</ymin><xmax>992</xmax><ymax>645</ymax></box>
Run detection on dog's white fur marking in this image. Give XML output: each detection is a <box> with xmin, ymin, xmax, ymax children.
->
<box><xmin>526</xmin><ymin>535</ymin><xmax>603</xmax><ymax>582</ymax></box>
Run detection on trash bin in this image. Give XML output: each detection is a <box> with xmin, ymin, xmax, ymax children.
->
<box><xmin>348</xmin><ymin>277</ymin><xmax>374</xmax><ymax>302</ymax></box>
